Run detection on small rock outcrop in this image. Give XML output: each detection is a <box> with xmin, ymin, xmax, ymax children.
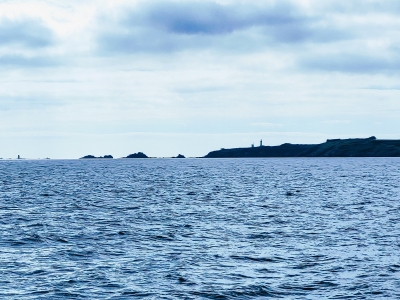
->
<box><xmin>80</xmin><ymin>155</ymin><xmax>96</xmax><ymax>159</ymax></box>
<box><xmin>172</xmin><ymin>154</ymin><xmax>185</xmax><ymax>158</ymax></box>
<box><xmin>80</xmin><ymin>155</ymin><xmax>113</xmax><ymax>159</ymax></box>
<box><xmin>124</xmin><ymin>152</ymin><xmax>148</xmax><ymax>158</ymax></box>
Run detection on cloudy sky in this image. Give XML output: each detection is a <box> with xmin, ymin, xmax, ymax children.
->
<box><xmin>0</xmin><ymin>0</ymin><xmax>399</xmax><ymax>158</ymax></box>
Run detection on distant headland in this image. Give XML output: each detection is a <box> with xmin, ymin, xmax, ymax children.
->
<box><xmin>76</xmin><ymin>137</ymin><xmax>400</xmax><ymax>159</ymax></box>
<box><xmin>204</xmin><ymin>136</ymin><xmax>400</xmax><ymax>158</ymax></box>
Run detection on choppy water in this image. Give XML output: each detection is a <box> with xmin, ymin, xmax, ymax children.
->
<box><xmin>1</xmin><ymin>158</ymin><xmax>400</xmax><ymax>299</ymax></box>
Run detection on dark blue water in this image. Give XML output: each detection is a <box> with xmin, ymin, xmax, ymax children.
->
<box><xmin>1</xmin><ymin>158</ymin><xmax>400</xmax><ymax>299</ymax></box>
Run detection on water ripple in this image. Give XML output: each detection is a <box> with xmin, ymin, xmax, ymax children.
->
<box><xmin>1</xmin><ymin>158</ymin><xmax>400</xmax><ymax>299</ymax></box>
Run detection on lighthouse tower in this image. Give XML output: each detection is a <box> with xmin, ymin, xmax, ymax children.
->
<box><xmin>260</xmin><ymin>139</ymin><xmax>263</xmax><ymax>147</ymax></box>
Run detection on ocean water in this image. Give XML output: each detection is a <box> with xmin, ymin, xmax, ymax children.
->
<box><xmin>1</xmin><ymin>158</ymin><xmax>400</xmax><ymax>299</ymax></box>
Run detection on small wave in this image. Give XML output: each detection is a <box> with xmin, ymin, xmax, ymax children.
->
<box><xmin>388</xmin><ymin>264</ymin><xmax>400</xmax><ymax>272</ymax></box>
<box><xmin>66</xmin><ymin>249</ymin><xmax>95</xmax><ymax>257</ymax></box>
<box><xmin>154</xmin><ymin>235</ymin><xmax>174</xmax><ymax>241</ymax></box>
<box><xmin>28</xmin><ymin>290</ymin><xmax>52</xmax><ymax>296</ymax></box>
<box><xmin>121</xmin><ymin>291</ymin><xmax>155</xmax><ymax>296</ymax></box>
<box><xmin>24</xmin><ymin>234</ymin><xmax>45</xmax><ymax>243</ymax></box>
<box><xmin>10</xmin><ymin>240</ymin><xmax>27</xmax><ymax>246</ymax></box>
<box><xmin>230</xmin><ymin>255</ymin><xmax>283</xmax><ymax>263</ymax></box>
<box><xmin>247</xmin><ymin>233</ymin><xmax>273</xmax><ymax>239</ymax></box>
<box><xmin>280</xmin><ymin>280</ymin><xmax>339</xmax><ymax>292</ymax></box>
<box><xmin>52</xmin><ymin>291</ymin><xmax>85</xmax><ymax>298</ymax></box>
<box><xmin>26</xmin><ymin>223</ymin><xmax>45</xmax><ymax>227</ymax></box>
<box><xmin>219</xmin><ymin>284</ymin><xmax>283</xmax><ymax>298</ymax></box>
<box><xmin>27</xmin><ymin>269</ymin><xmax>46</xmax><ymax>276</ymax></box>
<box><xmin>292</xmin><ymin>262</ymin><xmax>320</xmax><ymax>269</ymax></box>
<box><xmin>56</xmin><ymin>237</ymin><xmax>69</xmax><ymax>243</ymax></box>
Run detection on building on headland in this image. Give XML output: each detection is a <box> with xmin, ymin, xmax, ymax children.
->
<box><xmin>251</xmin><ymin>140</ymin><xmax>262</xmax><ymax>147</ymax></box>
<box><xmin>18</xmin><ymin>155</ymin><xmax>20</xmax><ymax>159</ymax></box>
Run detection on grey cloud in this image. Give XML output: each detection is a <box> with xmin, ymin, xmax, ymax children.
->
<box><xmin>139</xmin><ymin>1</ymin><xmax>300</xmax><ymax>35</ymax></box>
<box><xmin>98</xmin><ymin>1</ymin><xmax>350</xmax><ymax>54</ymax></box>
<box><xmin>0</xmin><ymin>55</ymin><xmax>59</xmax><ymax>68</ymax></box>
<box><xmin>99</xmin><ymin>29</ymin><xmax>183</xmax><ymax>53</ymax></box>
<box><xmin>324</xmin><ymin>1</ymin><xmax>400</xmax><ymax>14</ymax></box>
<box><xmin>0</xmin><ymin>19</ymin><xmax>54</xmax><ymax>48</ymax></box>
<box><xmin>300</xmin><ymin>54</ymin><xmax>400</xmax><ymax>74</ymax></box>
<box><xmin>271</xmin><ymin>24</ymin><xmax>352</xmax><ymax>44</ymax></box>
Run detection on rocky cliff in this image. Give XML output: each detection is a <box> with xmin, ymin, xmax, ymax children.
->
<box><xmin>204</xmin><ymin>137</ymin><xmax>400</xmax><ymax>158</ymax></box>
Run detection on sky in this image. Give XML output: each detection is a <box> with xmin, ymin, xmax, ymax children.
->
<box><xmin>0</xmin><ymin>0</ymin><xmax>400</xmax><ymax>158</ymax></box>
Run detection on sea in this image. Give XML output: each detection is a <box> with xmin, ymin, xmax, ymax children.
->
<box><xmin>1</xmin><ymin>158</ymin><xmax>400</xmax><ymax>299</ymax></box>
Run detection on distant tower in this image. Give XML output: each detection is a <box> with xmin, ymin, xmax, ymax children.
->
<box><xmin>260</xmin><ymin>139</ymin><xmax>263</xmax><ymax>147</ymax></box>
<box><xmin>251</xmin><ymin>143</ymin><xmax>254</xmax><ymax>148</ymax></box>
<box><xmin>18</xmin><ymin>155</ymin><xmax>20</xmax><ymax>159</ymax></box>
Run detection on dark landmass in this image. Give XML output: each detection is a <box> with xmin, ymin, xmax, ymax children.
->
<box><xmin>204</xmin><ymin>136</ymin><xmax>400</xmax><ymax>158</ymax></box>
<box><xmin>172</xmin><ymin>154</ymin><xmax>185</xmax><ymax>158</ymax></box>
<box><xmin>124</xmin><ymin>152</ymin><xmax>148</xmax><ymax>158</ymax></box>
<box><xmin>80</xmin><ymin>155</ymin><xmax>113</xmax><ymax>159</ymax></box>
